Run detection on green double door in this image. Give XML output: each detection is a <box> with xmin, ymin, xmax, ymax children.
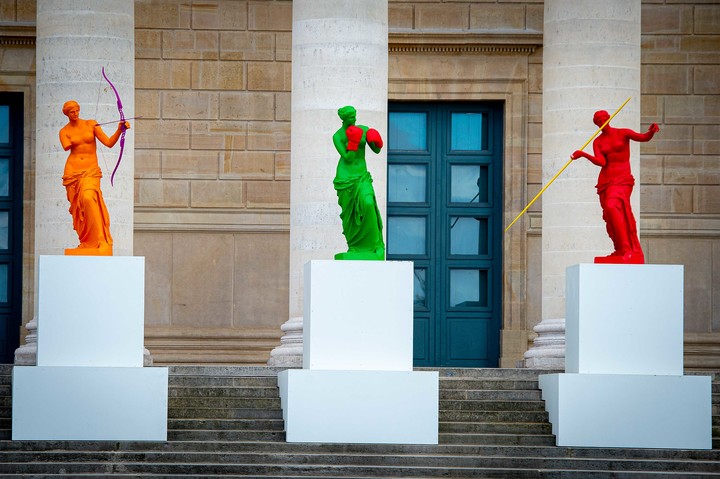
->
<box><xmin>386</xmin><ymin>102</ymin><xmax>503</xmax><ymax>367</ymax></box>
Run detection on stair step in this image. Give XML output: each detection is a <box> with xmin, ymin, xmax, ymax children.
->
<box><xmin>441</xmin><ymin>389</ymin><xmax>542</xmax><ymax>401</ymax></box>
<box><xmin>439</xmin><ymin>410</ymin><xmax>549</xmax><ymax>422</ymax></box>
<box><xmin>439</xmin><ymin>400</ymin><xmax>545</xmax><ymax>412</ymax></box>
<box><xmin>440</xmin><ymin>378</ymin><xmax>540</xmax><ymax>390</ymax></box>
<box><xmin>168</xmin><ymin>397</ymin><xmax>281</xmax><ymax>409</ymax></box>
<box><xmin>169</xmin><ymin>386</ymin><xmax>280</xmax><ymax>399</ymax></box>
<box><xmin>168</xmin><ymin>407</ymin><xmax>283</xmax><ymax>420</ymax></box>
<box><xmin>440</xmin><ymin>421</ymin><xmax>553</xmax><ymax>435</ymax></box>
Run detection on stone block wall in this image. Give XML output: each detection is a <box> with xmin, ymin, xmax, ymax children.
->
<box><xmin>639</xmin><ymin>2</ymin><xmax>720</xmax><ymax>369</ymax></box>
<box><xmin>133</xmin><ymin>0</ymin><xmax>291</xmax><ymax>364</ymax></box>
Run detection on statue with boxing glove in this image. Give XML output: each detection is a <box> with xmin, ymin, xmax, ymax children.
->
<box><xmin>332</xmin><ymin>105</ymin><xmax>385</xmax><ymax>260</ymax></box>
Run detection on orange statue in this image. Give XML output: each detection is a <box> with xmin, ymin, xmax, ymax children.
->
<box><xmin>572</xmin><ymin>110</ymin><xmax>659</xmax><ymax>264</ymax></box>
<box><xmin>59</xmin><ymin>100</ymin><xmax>129</xmax><ymax>256</ymax></box>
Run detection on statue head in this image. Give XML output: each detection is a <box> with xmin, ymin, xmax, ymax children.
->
<box><xmin>338</xmin><ymin>105</ymin><xmax>357</xmax><ymax>125</ymax></box>
<box><xmin>62</xmin><ymin>100</ymin><xmax>80</xmax><ymax>117</ymax></box>
<box><xmin>593</xmin><ymin>110</ymin><xmax>611</xmax><ymax>128</ymax></box>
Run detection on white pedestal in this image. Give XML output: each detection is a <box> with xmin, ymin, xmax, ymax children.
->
<box><xmin>12</xmin><ymin>256</ymin><xmax>168</xmax><ymax>441</ymax></box>
<box><xmin>280</xmin><ymin>260</ymin><xmax>439</xmax><ymax>444</ymax></box>
<box><xmin>566</xmin><ymin>264</ymin><xmax>683</xmax><ymax>375</ymax></box>
<box><xmin>539</xmin><ymin>373</ymin><xmax>711</xmax><ymax>449</ymax></box>
<box><xmin>279</xmin><ymin>369</ymin><xmax>438</xmax><ymax>444</ymax></box>
<box><xmin>540</xmin><ymin>264</ymin><xmax>711</xmax><ymax>449</ymax></box>
<box><xmin>303</xmin><ymin>260</ymin><xmax>413</xmax><ymax>371</ymax></box>
<box><xmin>37</xmin><ymin>255</ymin><xmax>145</xmax><ymax>367</ymax></box>
<box><xmin>13</xmin><ymin>366</ymin><xmax>168</xmax><ymax>441</ymax></box>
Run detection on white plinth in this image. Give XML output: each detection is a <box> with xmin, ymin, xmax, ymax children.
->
<box><xmin>279</xmin><ymin>369</ymin><xmax>438</xmax><ymax>444</ymax></box>
<box><xmin>37</xmin><ymin>255</ymin><xmax>145</xmax><ymax>367</ymax></box>
<box><xmin>12</xmin><ymin>366</ymin><xmax>168</xmax><ymax>441</ymax></box>
<box><xmin>539</xmin><ymin>373</ymin><xmax>711</xmax><ymax>449</ymax></box>
<box><xmin>303</xmin><ymin>260</ymin><xmax>413</xmax><ymax>371</ymax></box>
<box><xmin>566</xmin><ymin>264</ymin><xmax>684</xmax><ymax>375</ymax></box>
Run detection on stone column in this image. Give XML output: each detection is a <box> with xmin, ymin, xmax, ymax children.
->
<box><xmin>268</xmin><ymin>0</ymin><xmax>388</xmax><ymax>366</ymax></box>
<box><xmin>524</xmin><ymin>0</ymin><xmax>641</xmax><ymax>369</ymax></box>
<box><xmin>15</xmin><ymin>0</ymin><xmax>135</xmax><ymax>364</ymax></box>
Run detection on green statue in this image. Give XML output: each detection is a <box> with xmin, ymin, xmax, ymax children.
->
<box><xmin>332</xmin><ymin>105</ymin><xmax>385</xmax><ymax>260</ymax></box>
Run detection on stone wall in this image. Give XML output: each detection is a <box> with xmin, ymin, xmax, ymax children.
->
<box><xmin>639</xmin><ymin>2</ymin><xmax>720</xmax><ymax>369</ymax></box>
<box><xmin>133</xmin><ymin>0</ymin><xmax>292</xmax><ymax>364</ymax></box>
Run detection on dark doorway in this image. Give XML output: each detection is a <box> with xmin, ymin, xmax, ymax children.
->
<box><xmin>387</xmin><ymin>102</ymin><xmax>503</xmax><ymax>367</ymax></box>
<box><xmin>0</xmin><ymin>92</ymin><xmax>24</xmax><ymax>363</ymax></box>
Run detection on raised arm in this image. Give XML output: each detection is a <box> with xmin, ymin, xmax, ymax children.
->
<box><xmin>94</xmin><ymin>121</ymin><xmax>129</xmax><ymax>148</ymax></box>
<box><xmin>625</xmin><ymin>123</ymin><xmax>660</xmax><ymax>143</ymax></box>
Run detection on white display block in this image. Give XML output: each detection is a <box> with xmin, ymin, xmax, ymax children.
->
<box><xmin>566</xmin><ymin>264</ymin><xmax>684</xmax><ymax>375</ymax></box>
<box><xmin>279</xmin><ymin>369</ymin><xmax>438</xmax><ymax>444</ymax></box>
<box><xmin>12</xmin><ymin>366</ymin><xmax>168</xmax><ymax>441</ymax></box>
<box><xmin>37</xmin><ymin>255</ymin><xmax>145</xmax><ymax>367</ymax></box>
<box><xmin>539</xmin><ymin>373</ymin><xmax>711</xmax><ymax>449</ymax></box>
<box><xmin>303</xmin><ymin>260</ymin><xmax>413</xmax><ymax>371</ymax></box>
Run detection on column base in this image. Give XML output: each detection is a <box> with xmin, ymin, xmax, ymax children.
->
<box><xmin>522</xmin><ymin>318</ymin><xmax>566</xmax><ymax>370</ymax></box>
<box><xmin>266</xmin><ymin>316</ymin><xmax>304</xmax><ymax>367</ymax></box>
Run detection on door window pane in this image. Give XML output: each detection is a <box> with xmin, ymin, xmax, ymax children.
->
<box><xmin>0</xmin><ymin>211</ymin><xmax>9</xmax><ymax>250</ymax></box>
<box><xmin>0</xmin><ymin>264</ymin><xmax>8</xmax><ymax>303</ymax></box>
<box><xmin>387</xmin><ymin>216</ymin><xmax>426</xmax><ymax>255</ymax></box>
<box><xmin>389</xmin><ymin>164</ymin><xmax>426</xmax><ymax>203</ymax></box>
<box><xmin>451</xmin><ymin>112</ymin><xmax>483</xmax><ymax>151</ymax></box>
<box><xmin>0</xmin><ymin>158</ymin><xmax>9</xmax><ymax>197</ymax></box>
<box><xmin>0</xmin><ymin>106</ymin><xmax>8</xmax><ymax>144</ymax></box>
<box><xmin>450</xmin><ymin>216</ymin><xmax>488</xmax><ymax>256</ymax></box>
<box><xmin>389</xmin><ymin>112</ymin><xmax>427</xmax><ymax>151</ymax></box>
<box><xmin>413</xmin><ymin>268</ymin><xmax>427</xmax><ymax>308</ymax></box>
<box><xmin>451</xmin><ymin>165</ymin><xmax>488</xmax><ymax>203</ymax></box>
<box><xmin>450</xmin><ymin>268</ymin><xmax>488</xmax><ymax>308</ymax></box>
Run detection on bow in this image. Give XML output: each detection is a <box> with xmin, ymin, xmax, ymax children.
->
<box><xmin>101</xmin><ymin>67</ymin><xmax>126</xmax><ymax>186</ymax></box>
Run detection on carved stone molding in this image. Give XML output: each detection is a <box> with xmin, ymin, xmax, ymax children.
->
<box><xmin>0</xmin><ymin>24</ymin><xmax>35</xmax><ymax>46</ymax></box>
<box><xmin>389</xmin><ymin>31</ymin><xmax>542</xmax><ymax>55</ymax></box>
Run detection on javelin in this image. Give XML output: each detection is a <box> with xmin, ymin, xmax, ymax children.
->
<box><xmin>504</xmin><ymin>97</ymin><xmax>631</xmax><ymax>233</ymax></box>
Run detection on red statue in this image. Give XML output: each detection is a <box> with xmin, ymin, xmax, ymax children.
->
<box><xmin>572</xmin><ymin>110</ymin><xmax>659</xmax><ymax>264</ymax></box>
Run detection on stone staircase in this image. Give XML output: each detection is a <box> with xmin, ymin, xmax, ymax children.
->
<box><xmin>0</xmin><ymin>364</ymin><xmax>719</xmax><ymax>477</ymax></box>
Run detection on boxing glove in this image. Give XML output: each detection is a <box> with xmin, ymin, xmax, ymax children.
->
<box><xmin>346</xmin><ymin>125</ymin><xmax>363</xmax><ymax>152</ymax></box>
<box><xmin>366</xmin><ymin>128</ymin><xmax>383</xmax><ymax>149</ymax></box>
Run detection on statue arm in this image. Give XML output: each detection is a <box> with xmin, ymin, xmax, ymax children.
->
<box><xmin>333</xmin><ymin>131</ymin><xmax>356</xmax><ymax>162</ymax></box>
<box><xmin>625</xmin><ymin>123</ymin><xmax>660</xmax><ymax>143</ymax></box>
<box><xmin>95</xmin><ymin>121</ymin><xmax>129</xmax><ymax>148</ymax></box>
<box><xmin>572</xmin><ymin>141</ymin><xmax>606</xmax><ymax>167</ymax></box>
<box><xmin>59</xmin><ymin>127</ymin><xmax>72</xmax><ymax>151</ymax></box>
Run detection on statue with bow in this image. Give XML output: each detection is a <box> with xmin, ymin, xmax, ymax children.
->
<box><xmin>58</xmin><ymin>68</ymin><xmax>131</xmax><ymax>256</ymax></box>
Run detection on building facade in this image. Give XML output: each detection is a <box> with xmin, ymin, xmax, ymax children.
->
<box><xmin>0</xmin><ymin>0</ymin><xmax>717</xmax><ymax>369</ymax></box>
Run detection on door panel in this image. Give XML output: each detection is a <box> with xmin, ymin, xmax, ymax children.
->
<box><xmin>388</xmin><ymin>102</ymin><xmax>502</xmax><ymax>367</ymax></box>
<box><xmin>0</xmin><ymin>93</ymin><xmax>23</xmax><ymax>364</ymax></box>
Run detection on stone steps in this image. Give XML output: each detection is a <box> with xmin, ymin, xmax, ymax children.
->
<box><xmin>0</xmin><ymin>365</ymin><xmax>718</xmax><ymax>477</ymax></box>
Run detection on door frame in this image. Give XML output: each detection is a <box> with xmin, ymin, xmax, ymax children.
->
<box><xmin>387</xmin><ymin>100</ymin><xmax>503</xmax><ymax>367</ymax></box>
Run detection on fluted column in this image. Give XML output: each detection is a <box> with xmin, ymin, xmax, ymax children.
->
<box><xmin>15</xmin><ymin>0</ymin><xmax>135</xmax><ymax>364</ymax></box>
<box><xmin>268</xmin><ymin>0</ymin><xmax>388</xmax><ymax>366</ymax></box>
<box><xmin>525</xmin><ymin>0</ymin><xmax>641</xmax><ymax>368</ymax></box>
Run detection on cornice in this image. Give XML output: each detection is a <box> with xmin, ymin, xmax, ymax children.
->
<box><xmin>0</xmin><ymin>24</ymin><xmax>36</xmax><ymax>47</ymax></box>
<box><xmin>389</xmin><ymin>30</ymin><xmax>542</xmax><ymax>55</ymax></box>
